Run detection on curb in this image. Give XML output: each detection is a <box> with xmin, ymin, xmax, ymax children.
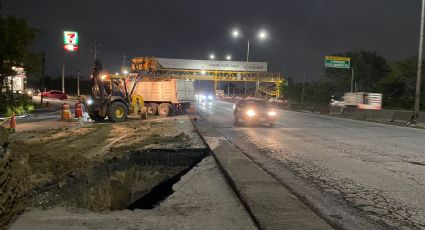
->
<box><xmin>190</xmin><ymin>114</ymin><xmax>333</xmax><ymax>230</ymax></box>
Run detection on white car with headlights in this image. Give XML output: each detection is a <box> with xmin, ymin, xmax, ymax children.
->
<box><xmin>196</xmin><ymin>93</ymin><xmax>214</xmax><ymax>102</ymax></box>
<box><xmin>233</xmin><ymin>99</ymin><xmax>277</xmax><ymax>127</ymax></box>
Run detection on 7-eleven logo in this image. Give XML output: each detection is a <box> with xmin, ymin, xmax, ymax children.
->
<box><xmin>64</xmin><ymin>31</ymin><xmax>79</xmax><ymax>45</ymax></box>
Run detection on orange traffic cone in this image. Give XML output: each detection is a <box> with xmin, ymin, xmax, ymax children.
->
<box><xmin>9</xmin><ymin>115</ymin><xmax>16</xmax><ymax>133</ymax></box>
<box><xmin>189</xmin><ymin>103</ymin><xmax>195</xmax><ymax>113</ymax></box>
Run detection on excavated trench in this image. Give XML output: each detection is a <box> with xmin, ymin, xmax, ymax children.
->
<box><xmin>28</xmin><ymin>149</ymin><xmax>208</xmax><ymax>211</ymax></box>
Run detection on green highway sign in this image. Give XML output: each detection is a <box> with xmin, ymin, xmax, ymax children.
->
<box><xmin>325</xmin><ymin>56</ymin><xmax>351</xmax><ymax>69</ymax></box>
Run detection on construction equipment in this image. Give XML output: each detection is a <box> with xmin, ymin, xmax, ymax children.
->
<box><xmin>87</xmin><ymin>60</ymin><xmax>195</xmax><ymax>122</ymax></box>
<box><xmin>87</xmin><ymin>60</ymin><xmax>133</xmax><ymax>122</ymax></box>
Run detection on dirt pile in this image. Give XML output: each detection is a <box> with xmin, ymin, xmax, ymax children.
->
<box><xmin>0</xmin><ymin>142</ymin><xmax>28</xmax><ymax>229</ymax></box>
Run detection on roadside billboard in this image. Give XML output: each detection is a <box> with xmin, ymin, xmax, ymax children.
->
<box><xmin>157</xmin><ymin>58</ymin><xmax>268</xmax><ymax>72</ymax></box>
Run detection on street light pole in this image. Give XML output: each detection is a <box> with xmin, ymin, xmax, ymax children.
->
<box><xmin>415</xmin><ymin>0</ymin><xmax>425</xmax><ymax>120</ymax></box>
<box><xmin>245</xmin><ymin>39</ymin><xmax>250</xmax><ymax>95</ymax></box>
<box><xmin>246</xmin><ymin>39</ymin><xmax>250</xmax><ymax>62</ymax></box>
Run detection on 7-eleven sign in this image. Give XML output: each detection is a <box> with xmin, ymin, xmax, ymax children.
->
<box><xmin>63</xmin><ymin>31</ymin><xmax>79</xmax><ymax>45</ymax></box>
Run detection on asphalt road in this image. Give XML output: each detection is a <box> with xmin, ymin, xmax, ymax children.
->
<box><xmin>196</xmin><ymin>100</ymin><xmax>425</xmax><ymax>230</ymax></box>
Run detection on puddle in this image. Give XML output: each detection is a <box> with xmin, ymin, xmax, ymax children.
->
<box><xmin>29</xmin><ymin>149</ymin><xmax>208</xmax><ymax>211</ymax></box>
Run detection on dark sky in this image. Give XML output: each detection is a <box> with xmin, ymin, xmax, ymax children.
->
<box><xmin>2</xmin><ymin>0</ymin><xmax>422</xmax><ymax>81</ymax></box>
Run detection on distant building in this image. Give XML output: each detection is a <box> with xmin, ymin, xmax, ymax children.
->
<box><xmin>3</xmin><ymin>66</ymin><xmax>26</xmax><ymax>93</ymax></box>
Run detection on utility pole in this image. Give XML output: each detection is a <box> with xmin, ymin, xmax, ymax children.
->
<box><xmin>301</xmin><ymin>75</ymin><xmax>306</xmax><ymax>104</ymax></box>
<box><xmin>351</xmin><ymin>67</ymin><xmax>355</xmax><ymax>93</ymax></box>
<box><xmin>94</xmin><ymin>40</ymin><xmax>98</xmax><ymax>60</ymax></box>
<box><xmin>62</xmin><ymin>48</ymin><xmax>65</xmax><ymax>93</ymax></box>
<box><xmin>244</xmin><ymin>40</ymin><xmax>250</xmax><ymax>96</ymax></box>
<box><xmin>123</xmin><ymin>54</ymin><xmax>127</xmax><ymax>67</ymax></box>
<box><xmin>41</xmin><ymin>52</ymin><xmax>46</xmax><ymax>104</ymax></box>
<box><xmin>415</xmin><ymin>0</ymin><xmax>425</xmax><ymax>120</ymax></box>
<box><xmin>77</xmin><ymin>46</ymin><xmax>80</xmax><ymax>95</ymax></box>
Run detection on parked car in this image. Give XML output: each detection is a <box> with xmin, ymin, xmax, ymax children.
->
<box><xmin>233</xmin><ymin>99</ymin><xmax>277</xmax><ymax>127</ymax></box>
<box><xmin>40</xmin><ymin>90</ymin><xmax>68</xmax><ymax>100</ymax></box>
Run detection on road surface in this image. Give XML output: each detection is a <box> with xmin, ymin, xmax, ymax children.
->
<box><xmin>196</xmin><ymin>100</ymin><xmax>425</xmax><ymax>230</ymax></box>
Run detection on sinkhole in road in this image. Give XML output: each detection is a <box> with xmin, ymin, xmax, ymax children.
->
<box><xmin>29</xmin><ymin>149</ymin><xmax>208</xmax><ymax>211</ymax></box>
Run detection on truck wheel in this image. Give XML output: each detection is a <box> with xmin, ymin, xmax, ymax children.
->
<box><xmin>107</xmin><ymin>101</ymin><xmax>128</xmax><ymax>122</ymax></box>
<box><xmin>147</xmin><ymin>103</ymin><xmax>158</xmax><ymax>115</ymax></box>
<box><xmin>158</xmin><ymin>103</ymin><xmax>171</xmax><ymax>117</ymax></box>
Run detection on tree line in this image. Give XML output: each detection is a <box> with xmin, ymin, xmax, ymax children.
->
<box><xmin>284</xmin><ymin>50</ymin><xmax>425</xmax><ymax>110</ymax></box>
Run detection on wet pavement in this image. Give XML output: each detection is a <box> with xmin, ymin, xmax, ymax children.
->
<box><xmin>196</xmin><ymin>100</ymin><xmax>425</xmax><ymax>229</ymax></box>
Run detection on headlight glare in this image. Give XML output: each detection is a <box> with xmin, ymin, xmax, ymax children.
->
<box><xmin>87</xmin><ymin>99</ymin><xmax>93</xmax><ymax>105</ymax></box>
<box><xmin>246</xmin><ymin>109</ymin><xmax>256</xmax><ymax>117</ymax></box>
<box><xmin>268</xmin><ymin>111</ymin><xmax>277</xmax><ymax>116</ymax></box>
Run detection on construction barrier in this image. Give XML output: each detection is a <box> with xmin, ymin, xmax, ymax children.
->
<box><xmin>9</xmin><ymin>115</ymin><xmax>16</xmax><ymax>133</ymax></box>
<box><xmin>393</xmin><ymin>110</ymin><xmax>414</xmax><ymax>123</ymax></box>
<box><xmin>74</xmin><ymin>102</ymin><xmax>83</xmax><ymax>118</ymax></box>
<box><xmin>329</xmin><ymin>106</ymin><xmax>343</xmax><ymax>114</ymax></box>
<box><xmin>342</xmin><ymin>107</ymin><xmax>365</xmax><ymax>119</ymax></box>
<box><xmin>289</xmin><ymin>104</ymin><xmax>313</xmax><ymax>111</ymax></box>
<box><xmin>62</xmin><ymin>103</ymin><xmax>72</xmax><ymax>120</ymax></box>
<box><xmin>312</xmin><ymin>105</ymin><xmax>330</xmax><ymax>114</ymax></box>
<box><xmin>417</xmin><ymin>112</ymin><xmax>425</xmax><ymax>123</ymax></box>
<box><xmin>364</xmin><ymin>109</ymin><xmax>394</xmax><ymax>122</ymax></box>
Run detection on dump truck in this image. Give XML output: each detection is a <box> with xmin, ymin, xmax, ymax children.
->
<box><xmin>127</xmin><ymin>76</ymin><xmax>195</xmax><ymax>117</ymax></box>
<box><xmin>87</xmin><ymin>60</ymin><xmax>195</xmax><ymax>122</ymax></box>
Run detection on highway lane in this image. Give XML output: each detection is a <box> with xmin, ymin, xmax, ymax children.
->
<box><xmin>196</xmin><ymin>100</ymin><xmax>425</xmax><ymax>229</ymax></box>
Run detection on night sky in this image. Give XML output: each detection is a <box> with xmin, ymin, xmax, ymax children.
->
<box><xmin>2</xmin><ymin>0</ymin><xmax>423</xmax><ymax>81</ymax></box>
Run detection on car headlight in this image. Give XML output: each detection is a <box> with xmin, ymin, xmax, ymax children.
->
<box><xmin>268</xmin><ymin>111</ymin><xmax>277</xmax><ymax>116</ymax></box>
<box><xmin>27</xmin><ymin>90</ymin><xmax>33</xmax><ymax>96</ymax></box>
<box><xmin>201</xmin><ymin>95</ymin><xmax>207</xmax><ymax>100</ymax></box>
<box><xmin>246</xmin><ymin>109</ymin><xmax>256</xmax><ymax>117</ymax></box>
<box><xmin>208</xmin><ymin>95</ymin><xmax>213</xmax><ymax>100</ymax></box>
<box><xmin>87</xmin><ymin>99</ymin><xmax>93</xmax><ymax>105</ymax></box>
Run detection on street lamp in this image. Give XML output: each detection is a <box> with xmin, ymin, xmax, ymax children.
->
<box><xmin>209</xmin><ymin>53</ymin><xmax>215</xmax><ymax>59</ymax></box>
<box><xmin>123</xmin><ymin>70</ymin><xmax>129</xmax><ymax>75</ymax></box>
<box><xmin>258</xmin><ymin>30</ymin><xmax>268</xmax><ymax>40</ymax></box>
<box><xmin>231</xmin><ymin>28</ymin><xmax>269</xmax><ymax>96</ymax></box>
<box><xmin>226</xmin><ymin>55</ymin><xmax>232</xmax><ymax>60</ymax></box>
<box><xmin>232</xmin><ymin>29</ymin><xmax>240</xmax><ymax>38</ymax></box>
<box><xmin>231</xmin><ymin>28</ymin><xmax>268</xmax><ymax>62</ymax></box>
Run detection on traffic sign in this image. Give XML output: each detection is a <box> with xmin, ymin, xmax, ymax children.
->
<box><xmin>63</xmin><ymin>31</ymin><xmax>79</xmax><ymax>45</ymax></box>
<box><xmin>325</xmin><ymin>56</ymin><xmax>350</xmax><ymax>69</ymax></box>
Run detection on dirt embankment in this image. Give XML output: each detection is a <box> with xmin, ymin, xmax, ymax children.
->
<box><xmin>2</xmin><ymin>116</ymin><xmax>204</xmax><ymax>229</ymax></box>
<box><xmin>11</xmin><ymin>117</ymin><xmax>201</xmax><ymax>186</ymax></box>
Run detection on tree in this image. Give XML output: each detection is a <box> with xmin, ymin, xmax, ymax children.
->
<box><xmin>325</xmin><ymin>50</ymin><xmax>390</xmax><ymax>94</ymax></box>
<box><xmin>0</xmin><ymin>9</ymin><xmax>41</xmax><ymax>115</ymax></box>
<box><xmin>377</xmin><ymin>58</ymin><xmax>425</xmax><ymax>109</ymax></box>
<box><xmin>0</xmin><ymin>12</ymin><xmax>38</xmax><ymax>91</ymax></box>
